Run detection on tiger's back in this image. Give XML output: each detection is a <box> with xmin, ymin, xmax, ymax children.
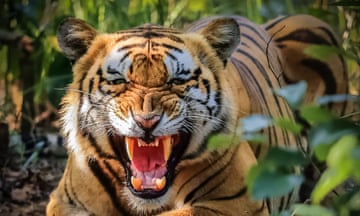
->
<box><xmin>47</xmin><ymin>14</ymin><xmax>350</xmax><ymax>215</ymax></box>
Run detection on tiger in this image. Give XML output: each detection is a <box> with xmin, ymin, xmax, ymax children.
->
<box><xmin>47</xmin><ymin>14</ymin><xmax>350</xmax><ymax>216</ymax></box>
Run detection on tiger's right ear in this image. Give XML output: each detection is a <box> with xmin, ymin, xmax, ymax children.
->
<box><xmin>57</xmin><ymin>18</ymin><xmax>98</xmax><ymax>61</ymax></box>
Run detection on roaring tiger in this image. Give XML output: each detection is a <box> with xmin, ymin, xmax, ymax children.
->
<box><xmin>47</xmin><ymin>14</ymin><xmax>350</xmax><ymax>215</ymax></box>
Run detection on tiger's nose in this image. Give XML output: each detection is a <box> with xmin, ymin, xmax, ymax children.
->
<box><xmin>133</xmin><ymin>114</ymin><xmax>161</xmax><ymax>130</ymax></box>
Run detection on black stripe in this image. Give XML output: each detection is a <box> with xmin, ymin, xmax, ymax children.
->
<box><xmin>177</xmin><ymin>150</ymin><xmax>229</xmax><ymax>195</ymax></box>
<box><xmin>190</xmin><ymin>171</ymin><xmax>230</xmax><ymax>204</ymax></box>
<box><xmin>300</xmin><ymin>58</ymin><xmax>337</xmax><ymax>94</ymax></box>
<box><xmin>213</xmin><ymin>71</ymin><xmax>222</xmax><ymax>117</ymax></box>
<box><xmin>77</xmin><ymin>72</ymin><xmax>87</xmax><ymax>115</ymax></box>
<box><xmin>236</xmin><ymin>50</ymin><xmax>287</xmax><ymax>144</ymax></box>
<box><xmin>108</xmin><ymin>136</ymin><xmax>123</xmax><ymax>160</ymax></box>
<box><xmin>230</xmin><ymin>59</ymin><xmax>276</xmax><ymax>146</ymax></box>
<box><xmin>195</xmin><ymin>206</ymin><xmax>227</xmax><ymax>215</ymax></box>
<box><xmin>119</xmin><ymin>27</ymin><xmax>181</xmax><ymax>34</ymax></box>
<box><xmin>176</xmin><ymin>69</ymin><xmax>191</xmax><ymax>76</ymax></box>
<box><xmin>119</xmin><ymin>50</ymin><xmax>132</xmax><ymax>63</ymax></box>
<box><xmin>88</xmin><ymin>157</ymin><xmax>129</xmax><ymax>215</ymax></box>
<box><xmin>241</xmin><ymin>33</ymin><xmax>264</xmax><ymax>52</ymax></box>
<box><xmin>266</xmin><ymin>198</ymin><xmax>272</xmax><ymax>214</ymax></box>
<box><xmin>64</xmin><ymin>170</ymin><xmax>75</xmax><ymax>206</ymax></box>
<box><xmin>275</xmin><ymin>28</ymin><xmax>331</xmax><ymax>45</ymax></box>
<box><xmin>316</xmin><ymin>26</ymin><xmax>347</xmax><ymax>86</ymax></box>
<box><xmin>317</xmin><ymin>26</ymin><xmax>339</xmax><ymax>46</ymax></box>
<box><xmin>237</xmin><ymin>48</ymin><xmax>295</xmax><ymax>146</ymax></box>
<box><xmin>118</xmin><ymin>42</ymin><xmax>147</xmax><ymax>52</ymax></box>
<box><xmin>164</xmin><ymin>50</ymin><xmax>176</xmax><ymax>60</ymax></box>
<box><xmin>211</xmin><ymin>186</ymin><xmax>247</xmax><ymax>201</ymax></box>
<box><xmin>254</xmin><ymin>201</ymin><xmax>268</xmax><ymax>214</ymax></box>
<box><xmin>238</xmin><ymin>23</ymin><xmax>267</xmax><ymax>42</ymax></box>
<box><xmin>264</xmin><ymin>15</ymin><xmax>290</xmax><ymax>31</ymax></box>
<box><xmin>285</xmin><ymin>189</ymin><xmax>295</xmax><ymax>210</ymax></box>
<box><xmin>283</xmin><ymin>73</ymin><xmax>297</xmax><ymax>84</ymax></box>
<box><xmin>237</xmin><ymin>49</ymin><xmax>279</xmax><ymax>87</ymax></box>
<box><xmin>128</xmin><ymin>31</ymin><xmax>184</xmax><ymax>43</ymax></box>
<box><xmin>202</xmin><ymin>79</ymin><xmax>211</xmax><ymax>101</ymax></box>
<box><xmin>278</xmin><ymin>196</ymin><xmax>285</xmax><ymax>210</ymax></box>
<box><xmin>103</xmin><ymin>159</ymin><xmax>124</xmax><ymax>183</ymax></box>
<box><xmin>107</xmin><ymin>66</ymin><xmax>121</xmax><ymax>75</ymax></box>
<box><xmin>88</xmin><ymin>78</ymin><xmax>94</xmax><ymax>102</ymax></box>
<box><xmin>161</xmin><ymin>43</ymin><xmax>183</xmax><ymax>53</ymax></box>
<box><xmin>68</xmin><ymin>165</ymin><xmax>89</xmax><ymax>211</ymax></box>
<box><xmin>87</xmin><ymin>133</ymin><xmax>118</xmax><ymax>160</ymax></box>
<box><xmin>184</xmin><ymin>150</ymin><xmax>234</xmax><ymax>203</ymax></box>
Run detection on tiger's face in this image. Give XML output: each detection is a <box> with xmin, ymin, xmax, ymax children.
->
<box><xmin>58</xmin><ymin>18</ymin><xmax>239</xmax><ymax>200</ymax></box>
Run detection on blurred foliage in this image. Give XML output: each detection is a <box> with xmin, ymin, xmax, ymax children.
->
<box><xmin>241</xmin><ymin>82</ymin><xmax>360</xmax><ymax>215</ymax></box>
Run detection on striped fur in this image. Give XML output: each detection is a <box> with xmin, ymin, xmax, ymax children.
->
<box><xmin>47</xmin><ymin>15</ymin><xmax>349</xmax><ymax>216</ymax></box>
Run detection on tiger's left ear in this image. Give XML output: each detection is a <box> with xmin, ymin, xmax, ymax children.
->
<box><xmin>57</xmin><ymin>18</ymin><xmax>98</xmax><ymax>61</ymax></box>
<box><xmin>199</xmin><ymin>18</ymin><xmax>240</xmax><ymax>64</ymax></box>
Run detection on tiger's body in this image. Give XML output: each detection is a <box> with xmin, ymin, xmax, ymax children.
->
<box><xmin>47</xmin><ymin>15</ymin><xmax>350</xmax><ymax>216</ymax></box>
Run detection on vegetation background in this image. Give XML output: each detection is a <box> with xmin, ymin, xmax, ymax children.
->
<box><xmin>0</xmin><ymin>0</ymin><xmax>359</xmax><ymax>215</ymax></box>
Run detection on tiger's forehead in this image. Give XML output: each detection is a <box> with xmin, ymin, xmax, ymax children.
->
<box><xmin>102</xmin><ymin>28</ymin><xmax>197</xmax><ymax>86</ymax></box>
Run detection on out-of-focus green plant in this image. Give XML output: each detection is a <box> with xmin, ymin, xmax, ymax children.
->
<box><xmin>238</xmin><ymin>81</ymin><xmax>360</xmax><ymax>215</ymax></box>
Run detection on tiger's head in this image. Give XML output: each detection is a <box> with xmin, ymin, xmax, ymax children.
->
<box><xmin>58</xmin><ymin>17</ymin><xmax>240</xmax><ymax>201</ymax></box>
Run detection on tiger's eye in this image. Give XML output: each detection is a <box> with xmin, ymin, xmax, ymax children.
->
<box><xmin>109</xmin><ymin>78</ymin><xmax>127</xmax><ymax>85</ymax></box>
<box><xmin>169</xmin><ymin>78</ymin><xmax>187</xmax><ymax>85</ymax></box>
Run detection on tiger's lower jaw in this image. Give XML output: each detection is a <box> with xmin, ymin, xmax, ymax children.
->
<box><xmin>113</xmin><ymin>131</ymin><xmax>191</xmax><ymax>199</ymax></box>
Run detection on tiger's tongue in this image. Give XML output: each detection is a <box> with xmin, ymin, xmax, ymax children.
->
<box><xmin>132</xmin><ymin>139</ymin><xmax>165</xmax><ymax>172</ymax></box>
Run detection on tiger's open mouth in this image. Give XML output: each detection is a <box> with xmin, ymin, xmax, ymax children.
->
<box><xmin>112</xmin><ymin>132</ymin><xmax>190</xmax><ymax>199</ymax></box>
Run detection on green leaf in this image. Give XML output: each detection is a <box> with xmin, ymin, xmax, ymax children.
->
<box><xmin>240</xmin><ymin>114</ymin><xmax>273</xmax><ymax>133</ymax></box>
<box><xmin>292</xmin><ymin>204</ymin><xmax>335</xmax><ymax>216</ymax></box>
<box><xmin>316</xmin><ymin>94</ymin><xmax>360</xmax><ymax>106</ymax></box>
<box><xmin>273</xmin><ymin>117</ymin><xmax>302</xmax><ymax>134</ymax></box>
<box><xmin>326</xmin><ymin>135</ymin><xmax>358</xmax><ymax>168</ymax></box>
<box><xmin>274</xmin><ymin>81</ymin><xmax>307</xmax><ymax>110</ymax></box>
<box><xmin>304</xmin><ymin>45</ymin><xmax>340</xmax><ymax>61</ymax></box>
<box><xmin>250</xmin><ymin>171</ymin><xmax>303</xmax><ymax>200</ymax></box>
<box><xmin>308</xmin><ymin>119</ymin><xmax>360</xmax><ymax>150</ymax></box>
<box><xmin>240</xmin><ymin>133</ymin><xmax>266</xmax><ymax>144</ymax></box>
<box><xmin>264</xmin><ymin>147</ymin><xmax>308</xmax><ymax>168</ymax></box>
<box><xmin>311</xmin><ymin>135</ymin><xmax>360</xmax><ymax>203</ymax></box>
<box><xmin>313</xmin><ymin>144</ymin><xmax>331</xmax><ymax>161</ymax></box>
<box><xmin>300</xmin><ymin>105</ymin><xmax>334</xmax><ymax>124</ymax></box>
<box><xmin>207</xmin><ymin>133</ymin><xmax>239</xmax><ymax>150</ymax></box>
<box><xmin>311</xmin><ymin>167</ymin><xmax>349</xmax><ymax>204</ymax></box>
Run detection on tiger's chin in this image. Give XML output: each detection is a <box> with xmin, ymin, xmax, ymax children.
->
<box><xmin>111</xmin><ymin>131</ymin><xmax>191</xmax><ymax>199</ymax></box>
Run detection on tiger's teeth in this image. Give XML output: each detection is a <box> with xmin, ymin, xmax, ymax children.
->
<box><xmin>155</xmin><ymin>138</ymin><xmax>159</xmax><ymax>147</ymax></box>
<box><xmin>125</xmin><ymin>137</ymin><xmax>134</xmax><ymax>160</ymax></box>
<box><xmin>131</xmin><ymin>176</ymin><xmax>143</xmax><ymax>191</ymax></box>
<box><xmin>155</xmin><ymin>177</ymin><xmax>166</xmax><ymax>191</ymax></box>
<box><xmin>163</xmin><ymin>136</ymin><xmax>172</xmax><ymax>161</ymax></box>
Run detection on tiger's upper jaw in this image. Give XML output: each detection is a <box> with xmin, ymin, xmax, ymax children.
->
<box><xmin>111</xmin><ymin>132</ymin><xmax>191</xmax><ymax>199</ymax></box>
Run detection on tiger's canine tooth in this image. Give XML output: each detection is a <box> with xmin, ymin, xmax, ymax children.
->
<box><xmin>163</xmin><ymin>136</ymin><xmax>172</xmax><ymax>161</ymax></box>
<box><xmin>131</xmin><ymin>176</ymin><xmax>143</xmax><ymax>191</ymax></box>
<box><xmin>155</xmin><ymin>138</ymin><xmax>159</xmax><ymax>147</ymax></box>
<box><xmin>125</xmin><ymin>137</ymin><xmax>134</xmax><ymax>160</ymax></box>
<box><xmin>155</xmin><ymin>177</ymin><xmax>166</xmax><ymax>191</ymax></box>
